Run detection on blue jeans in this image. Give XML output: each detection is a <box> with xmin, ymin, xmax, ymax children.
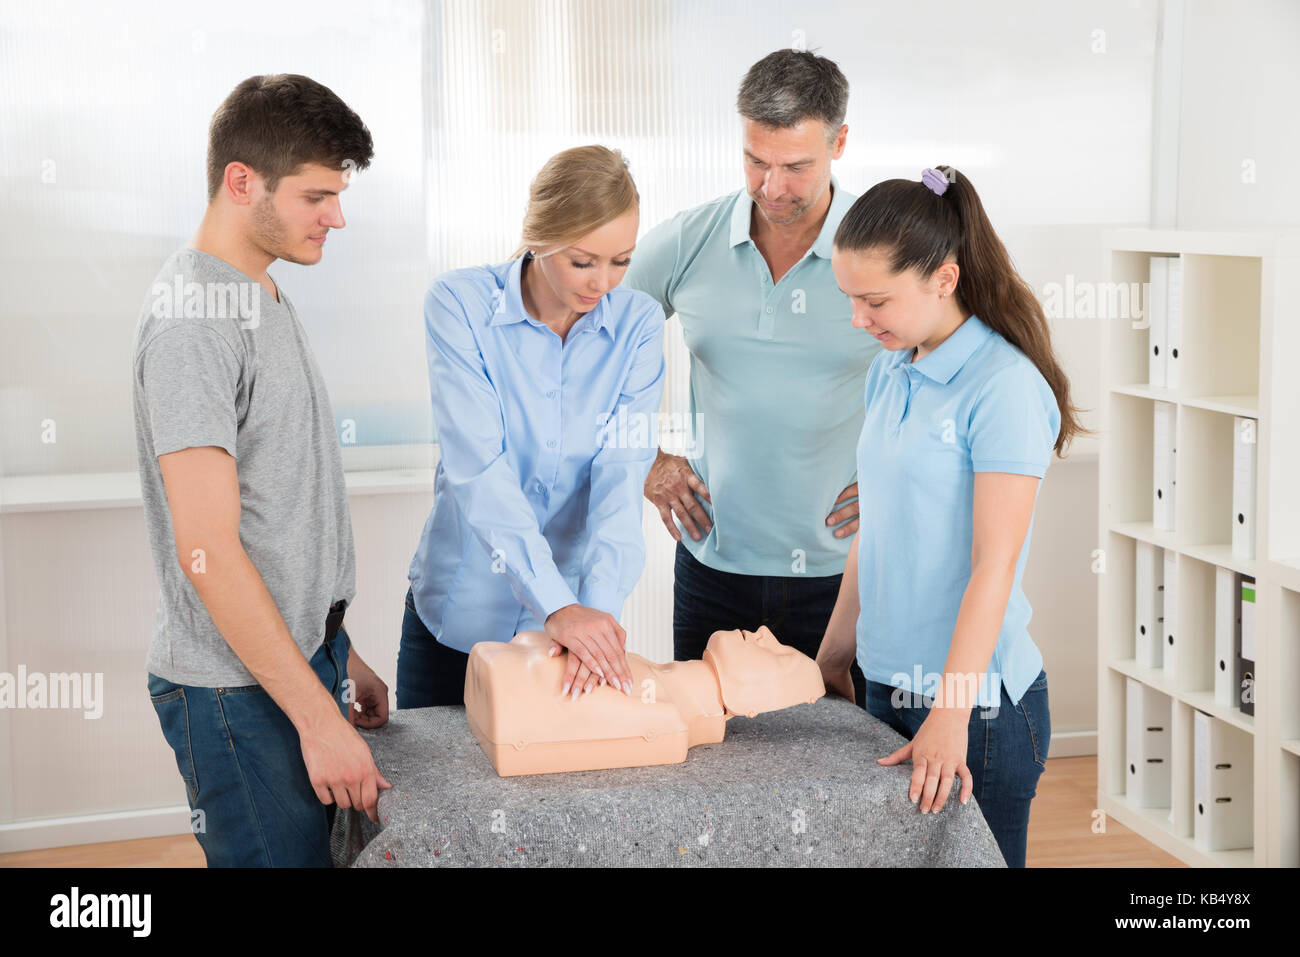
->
<box><xmin>864</xmin><ymin>668</ymin><xmax>1050</xmax><ymax>868</ymax></box>
<box><xmin>673</xmin><ymin>541</ymin><xmax>868</xmax><ymax>707</ymax></box>
<box><xmin>146</xmin><ymin>627</ymin><xmax>351</xmax><ymax>867</ymax></box>
<box><xmin>396</xmin><ymin>586</ymin><xmax>470</xmax><ymax>708</ymax></box>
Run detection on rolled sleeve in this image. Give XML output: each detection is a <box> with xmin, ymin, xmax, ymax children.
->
<box><xmin>968</xmin><ymin>360</ymin><xmax>1060</xmax><ymax>478</ymax></box>
<box><xmin>423</xmin><ymin>280</ymin><xmax>578</xmax><ymax>623</ymax></box>
<box><xmin>578</xmin><ymin>300</ymin><xmax>667</xmax><ymax>617</ymax></box>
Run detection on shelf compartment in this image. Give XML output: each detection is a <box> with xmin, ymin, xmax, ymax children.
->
<box><xmin>1177</xmin><ymin>254</ymin><xmax>1261</xmax><ymax>399</ymax></box>
<box><xmin>1177</xmin><ymin>406</ymin><xmax>1236</xmax><ymax>550</ymax></box>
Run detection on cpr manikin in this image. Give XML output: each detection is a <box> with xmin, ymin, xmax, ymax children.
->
<box><xmin>465</xmin><ymin>627</ymin><xmax>824</xmax><ymax>776</ymax></box>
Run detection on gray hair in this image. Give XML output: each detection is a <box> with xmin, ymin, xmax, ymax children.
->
<box><xmin>736</xmin><ymin>49</ymin><xmax>848</xmax><ymax>144</ymax></box>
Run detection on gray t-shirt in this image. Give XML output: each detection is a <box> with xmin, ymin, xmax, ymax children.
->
<box><xmin>131</xmin><ymin>248</ymin><xmax>356</xmax><ymax>686</ymax></box>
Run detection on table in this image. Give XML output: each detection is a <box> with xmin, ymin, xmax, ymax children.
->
<box><xmin>330</xmin><ymin>697</ymin><xmax>1006</xmax><ymax>867</ymax></box>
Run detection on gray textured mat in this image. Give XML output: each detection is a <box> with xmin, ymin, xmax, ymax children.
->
<box><xmin>330</xmin><ymin>697</ymin><xmax>1005</xmax><ymax>867</ymax></box>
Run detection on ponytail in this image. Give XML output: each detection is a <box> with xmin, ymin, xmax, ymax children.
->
<box><xmin>834</xmin><ymin>166</ymin><xmax>1087</xmax><ymax>457</ymax></box>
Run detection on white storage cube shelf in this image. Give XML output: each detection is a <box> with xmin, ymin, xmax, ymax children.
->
<box><xmin>1098</xmin><ymin>229</ymin><xmax>1300</xmax><ymax>867</ymax></box>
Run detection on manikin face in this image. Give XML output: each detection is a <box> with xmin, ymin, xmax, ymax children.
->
<box><xmin>532</xmin><ymin>208</ymin><xmax>639</xmax><ymax>314</ymax></box>
<box><xmin>248</xmin><ymin>162</ymin><xmax>350</xmax><ymax>266</ymax></box>
<box><xmin>741</xmin><ymin>117</ymin><xmax>846</xmax><ymax>227</ymax></box>
<box><xmin>704</xmin><ymin>627</ymin><xmax>824</xmax><ymax>716</ymax></box>
<box><xmin>831</xmin><ymin>247</ymin><xmax>959</xmax><ymax>353</ymax></box>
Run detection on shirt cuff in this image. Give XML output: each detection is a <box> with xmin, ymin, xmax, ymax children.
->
<box><xmin>521</xmin><ymin>564</ymin><xmax>579</xmax><ymax>624</ymax></box>
<box><xmin>578</xmin><ymin>580</ymin><xmax>625</xmax><ymax>620</ymax></box>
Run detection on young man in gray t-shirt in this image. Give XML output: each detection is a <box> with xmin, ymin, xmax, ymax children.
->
<box><xmin>132</xmin><ymin>74</ymin><xmax>389</xmax><ymax>866</ymax></box>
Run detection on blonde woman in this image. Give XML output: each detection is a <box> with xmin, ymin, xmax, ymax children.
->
<box><xmin>399</xmin><ymin>146</ymin><xmax>666</xmax><ymax>707</ymax></box>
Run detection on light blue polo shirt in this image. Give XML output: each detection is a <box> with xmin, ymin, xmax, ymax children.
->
<box><xmin>855</xmin><ymin>315</ymin><xmax>1060</xmax><ymax>708</ymax></box>
<box><xmin>621</xmin><ymin>177</ymin><xmax>881</xmax><ymax>576</ymax></box>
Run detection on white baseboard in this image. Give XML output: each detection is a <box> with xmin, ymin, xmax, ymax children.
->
<box><xmin>1048</xmin><ymin>729</ymin><xmax>1097</xmax><ymax>758</ymax></box>
<box><xmin>0</xmin><ymin>805</ymin><xmax>193</xmax><ymax>854</ymax></box>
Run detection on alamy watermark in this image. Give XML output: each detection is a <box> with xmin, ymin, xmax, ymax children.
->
<box><xmin>889</xmin><ymin>666</ymin><xmax>1002</xmax><ymax>718</ymax></box>
<box><xmin>150</xmin><ymin>274</ymin><xmax>261</xmax><ymax>329</ymax></box>
<box><xmin>596</xmin><ymin>409</ymin><xmax>704</xmax><ymax>457</ymax></box>
<box><xmin>0</xmin><ymin>667</ymin><xmax>104</xmax><ymax>719</ymax></box>
<box><xmin>1038</xmin><ymin>275</ymin><xmax>1150</xmax><ymax>326</ymax></box>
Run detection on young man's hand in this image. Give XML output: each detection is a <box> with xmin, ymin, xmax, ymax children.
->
<box><xmin>298</xmin><ymin>713</ymin><xmax>391</xmax><ymax>824</ymax></box>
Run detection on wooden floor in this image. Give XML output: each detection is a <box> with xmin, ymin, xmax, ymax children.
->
<box><xmin>0</xmin><ymin>754</ymin><xmax>1182</xmax><ymax>868</ymax></box>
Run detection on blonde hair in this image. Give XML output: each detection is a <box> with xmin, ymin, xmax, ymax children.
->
<box><xmin>511</xmin><ymin>145</ymin><xmax>639</xmax><ymax>259</ymax></box>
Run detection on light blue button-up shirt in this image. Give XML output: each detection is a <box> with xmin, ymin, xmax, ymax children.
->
<box><xmin>621</xmin><ymin>177</ymin><xmax>881</xmax><ymax>576</ymax></box>
<box><xmin>408</xmin><ymin>253</ymin><xmax>666</xmax><ymax>653</ymax></box>
<box><xmin>855</xmin><ymin>315</ymin><xmax>1060</xmax><ymax>708</ymax></box>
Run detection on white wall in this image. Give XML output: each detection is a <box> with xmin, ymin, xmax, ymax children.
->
<box><xmin>1175</xmin><ymin>0</ymin><xmax>1300</xmax><ymax>229</ymax></box>
<box><xmin>1</xmin><ymin>0</ymin><xmax>1212</xmax><ymax>845</ymax></box>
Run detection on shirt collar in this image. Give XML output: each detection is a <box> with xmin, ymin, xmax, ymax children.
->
<box><xmin>490</xmin><ymin>252</ymin><xmax>612</xmax><ymax>338</ymax></box>
<box><xmin>908</xmin><ymin>314</ymin><xmax>992</xmax><ymax>384</ymax></box>
<box><xmin>728</xmin><ymin>173</ymin><xmax>846</xmax><ymax>257</ymax></box>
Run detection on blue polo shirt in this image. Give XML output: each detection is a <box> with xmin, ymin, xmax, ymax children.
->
<box><xmin>621</xmin><ymin>177</ymin><xmax>881</xmax><ymax>576</ymax></box>
<box><xmin>408</xmin><ymin>253</ymin><xmax>666</xmax><ymax>653</ymax></box>
<box><xmin>855</xmin><ymin>315</ymin><xmax>1060</xmax><ymax>708</ymax></box>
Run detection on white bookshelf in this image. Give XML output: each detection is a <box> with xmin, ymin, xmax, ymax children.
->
<box><xmin>1098</xmin><ymin>228</ymin><xmax>1300</xmax><ymax>868</ymax></box>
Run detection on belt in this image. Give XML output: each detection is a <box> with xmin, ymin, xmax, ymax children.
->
<box><xmin>324</xmin><ymin>599</ymin><xmax>348</xmax><ymax>644</ymax></box>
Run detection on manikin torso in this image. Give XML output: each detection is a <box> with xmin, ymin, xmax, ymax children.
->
<box><xmin>465</xmin><ymin>627</ymin><xmax>824</xmax><ymax>776</ymax></box>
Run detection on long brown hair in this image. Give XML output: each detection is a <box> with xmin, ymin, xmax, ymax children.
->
<box><xmin>834</xmin><ymin>166</ymin><xmax>1086</xmax><ymax>456</ymax></box>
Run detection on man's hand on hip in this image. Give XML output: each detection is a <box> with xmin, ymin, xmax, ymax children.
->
<box><xmin>644</xmin><ymin>449</ymin><xmax>712</xmax><ymax>542</ymax></box>
<box><xmin>826</xmin><ymin>481</ymin><xmax>860</xmax><ymax>538</ymax></box>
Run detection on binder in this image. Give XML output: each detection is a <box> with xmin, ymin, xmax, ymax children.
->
<box><xmin>1213</xmin><ymin>566</ymin><xmax>1236</xmax><ymax>708</ymax></box>
<box><xmin>1165</xmin><ymin>257</ymin><xmax>1183</xmax><ymax>391</ymax></box>
<box><xmin>1193</xmin><ymin>710</ymin><xmax>1253</xmax><ymax>851</ymax></box>
<box><xmin>1135</xmin><ymin>541</ymin><xmax>1164</xmax><ymax>669</ymax></box>
<box><xmin>1153</xmin><ymin>401</ymin><xmax>1177</xmax><ymax>532</ymax></box>
<box><xmin>1235</xmin><ymin>575</ymin><xmax>1256</xmax><ymax>716</ymax></box>
<box><xmin>1232</xmin><ymin>417</ymin><xmax>1257</xmax><ymax>560</ymax></box>
<box><xmin>1161</xmin><ymin>549</ymin><xmax>1178</xmax><ymax>681</ymax></box>
<box><xmin>1126</xmin><ymin>678</ymin><xmax>1171</xmax><ymax>808</ymax></box>
<box><xmin>1148</xmin><ymin>256</ymin><xmax>1168</xmax><ymax>388</ymax></box>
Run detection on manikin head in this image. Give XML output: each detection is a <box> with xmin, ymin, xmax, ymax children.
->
<box><xmin>703</xmin><ymin>627</ymin><xmax>824</xmax><ymax>718</ymax></box>
<box><xmin>206</xmin><ymin>73</ymin><xmax>374</xmax><ymax>266</ymax></box>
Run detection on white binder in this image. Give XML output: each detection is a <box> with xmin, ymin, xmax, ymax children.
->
<box><xmin>1148</xmin><ymin>256</ymin><xmax>1168</xmax><ymax>388</ymax></box>
<box><xmin>1193</xmin><ymin>710</ymin><xmax>1253</xmax><ymax>851</ymax></box>
<box><xmin>1232</xmin><ymin>416</ymin><xmax>1257</xmax><ymax>560</ymax></box>
<box><xmin>1213</xmin><ymin>566</ymin><xmax>1236</xmax><ymax>708</ymax></box>
<box><xmin>1126</xmin><ymin>678</ymin><xmax>1171</xmax><ymax>808</ymax></box>
<box><xmin>1161</xmin><ymin>549</ymin><xmax>1178</xmax><ymax>680</ymax></box>
<box><xmin>1135</xmin><ymin>541</ymin><xmax>1164</xmax><ymax>669</ymax></box>
<box><xmin>1153</xmin><ymin>401</ymin><xmax>1177</xmax><ymax>531</ymax></box>
<box><xmin>1165</xmin><ymin>257</ymin><xmax>1183</xmax><ymax>391</ymax></box>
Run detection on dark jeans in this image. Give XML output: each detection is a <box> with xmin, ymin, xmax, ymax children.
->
<box><xmin>864</xmin><ymin>668</ymin><xmax>1051</xmax><ymax>868</ymax></box>
<box><xmin>673</xmin><ymin>541</ymin><xmax>868</xmax><ymax>708</ymax></box>
<box><xmin>397</xmin><ymin>586</ymin><xmax>470</xmax><ymax>707</ymax></box>
<box><xmin>146</xmin><ymin>627</ymin><xmax>351</xmax><ymax>867</ymax></box>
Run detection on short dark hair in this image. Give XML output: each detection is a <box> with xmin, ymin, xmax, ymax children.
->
<box><xmin>736</xmin><ymin>49</ymin><xmax>848</xmax><ymax>141</ymax></box>
<box><xmin>206</xmin><ymin>74</ymin><xmax>374</xmax><ymax>200</ymax></box>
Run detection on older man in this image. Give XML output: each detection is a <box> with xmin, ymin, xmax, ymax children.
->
<box><xmin>622</xmin><ymin>50</ymin><xmax>879</xmax><ymax>704</ymax></box>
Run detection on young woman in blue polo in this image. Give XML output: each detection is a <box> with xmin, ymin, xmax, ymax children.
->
<box><xmin>816</xmin><ymin>166</ymin><xmax>1084</xmax><ymax>867</ymax></box>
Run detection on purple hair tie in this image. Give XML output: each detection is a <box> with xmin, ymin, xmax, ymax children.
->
<box><xmin>921</xmin><ymin>167</ymin><xmax>949</xmax><ymax>196</ymax></box>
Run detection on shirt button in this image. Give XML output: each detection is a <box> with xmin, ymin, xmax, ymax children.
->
<box><xmin>546</xmin><ymin>439</ymin><xmax>557</xmax><ymax>448</ymax></box>
<box><xmin>535</xmin><ymin>482</ymin><xmax>545</xmax><ymax>493</ymax></box>
<box><xmin>547</xmin><ymin>390</ymin><xmax>557</xmax><ymax>398</ymax></box>
<box><xmin>765</xmin><ymin>307</ymin><xmax>773</xmax><ymax>314</ymax></box>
